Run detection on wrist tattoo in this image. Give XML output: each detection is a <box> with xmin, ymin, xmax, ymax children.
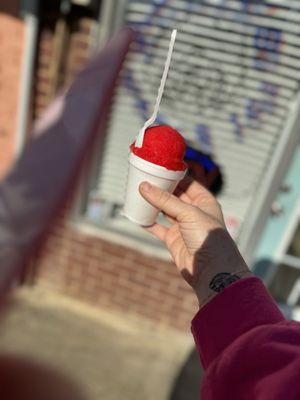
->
<box><xmin>209</xmin><ymin>272</ymin><xmax>240</xmax><ymax>293</ymax></box>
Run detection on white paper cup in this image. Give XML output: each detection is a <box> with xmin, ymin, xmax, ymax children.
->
<box><xmin>123</xmin><ymin>153</ymin><xmax>186</xmax><ymax>226</ymax></box>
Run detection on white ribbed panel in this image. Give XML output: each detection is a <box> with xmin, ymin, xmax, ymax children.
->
<box><xmin>94</xmin><ymin>0</ymin><xmax>300</xmax><ymax>233</ymax></box>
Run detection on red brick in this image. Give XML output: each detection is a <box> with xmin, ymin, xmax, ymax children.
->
<box><xmin>0</xmin><ymin>7</ymin><xmax>24</xmax><ymax>177</ymax></box>
<box><xmin>34</xmin><ymin>214</ymin><xmax>197</xmax><ymax>331</ymax></box>
<box><xmin>78</xmin><ymin>18</ymin><xmax>96</xmax><ymax>35</ymax></box>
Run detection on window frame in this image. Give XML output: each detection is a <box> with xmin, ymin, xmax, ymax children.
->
<box><xmin>274</xmin><ymin>200</ymin><xmax>300</xmax><ymax>265</ymax></box>
<box><xmin>267</xmin><ymin>201</ymin><xmax>300</xmax><ymax>309</ymax></box>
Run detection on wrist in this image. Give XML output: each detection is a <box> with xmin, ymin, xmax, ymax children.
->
<box><xmin>192</xmin><ymin>232</ymin><xmax>252</xmax><ymax>308</ymax></box>
<box><xmin>194</xmin><ymin>268</ymin><xmax>252</xmax><ymax>308</ymax></box>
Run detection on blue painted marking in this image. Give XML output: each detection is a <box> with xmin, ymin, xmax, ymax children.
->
<box><xmin>246</xmin><ymin>99</ymin><xmax>261</xmax><ymax>120</ymax></box>
<box><xmin>122</xmin><ymin>71</ymin><xmax>149</xmax><ymax>121</ymax></box>
<box><xmin>260</xmin><ymin>81</ymin><xmax>279</xmax><ymax>97</ymax></box>
<box><xmin>185</xmin><ymin>147</ymin><xmax>216</xmax><ymax>171</ymax></box>
<box><xmin>253</xmin><ymin>26</ymin><xmax>282</xmax><ymax>70</ymax></box>
<box><xmin>245</xmin><ymin>80</ymin><xmax>278</xmax><ymax>127</ymax></box>
<box><xmin>230</xmin><ymin>113</ymin><xmax>243</xmax><ymax>141</ymax></box>
<box><xmin>196</xmin><ymin>124</ymin><xmax>212</xmax><ymax>150</ymax></box>
<box><xmin>241</xmin><ymin>0</ymin><xmax>268</xmax><ymax>14</ymax></box>
<box><xmin>241</xmin><ymin>0</ymin><xmax>251</xmax><ymax>13</ymax></box>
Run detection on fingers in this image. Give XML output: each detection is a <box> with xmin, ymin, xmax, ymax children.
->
<box><xmin>139</xmin><ymin>182</ymin><xmax>192</xmax><ymax>220</ymax></box>
<box><xmin>177</xmin><ymin>176</ymin><xmax>224</xmax><ymax>223</ymax></box>
<box><xmin>173</xmin><ymin>187</ymin><xmax>192</xmax><ymax>204</ymax></box>
<box><xmin>178</xmin><ymin>175</ymin><xmax>213</xmax><ymax>201</ymax></box>
<box><xmin>145</xmin><ymin>222</ymin><xmax>168</xmax><ymax>241</ymax></box>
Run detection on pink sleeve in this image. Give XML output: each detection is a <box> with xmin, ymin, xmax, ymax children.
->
<box><xmin>191</xmin><ymin>277</ymin><xmax>300</xmax><ymax>400</ymax></box>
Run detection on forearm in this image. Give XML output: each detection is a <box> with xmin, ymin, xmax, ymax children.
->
<box><xmin>193</xmin><ymin>229</ymin><xmax>252</xmax><ymax>307</ymax></box>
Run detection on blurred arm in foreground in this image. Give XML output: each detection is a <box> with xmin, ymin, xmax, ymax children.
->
<box><xmin>0</xmin><ymin>29</ymin><xmax>133</xmax><ymax>400</ymax></box>
<box><xmin>140</xmin><ymin>176</ymin><xmax>300</xmax><ymax>400</ymax></box>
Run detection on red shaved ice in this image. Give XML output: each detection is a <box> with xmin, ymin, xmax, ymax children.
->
<box><xmin>130</xmin><ymin>125</ymin><xmax>186</xmax><ymax>171</ymax></box>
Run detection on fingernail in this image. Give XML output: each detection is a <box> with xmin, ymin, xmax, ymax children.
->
<box><xmin>140</xmin><ymin>182</ymin><xmax>152</xmax><ymax>192</ymax></box>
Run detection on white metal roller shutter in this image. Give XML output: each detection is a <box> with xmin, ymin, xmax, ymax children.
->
<box><xmin>94</xmin><ymin>0</ymin><xmax>300</xmax><ymax>235</ymax></box>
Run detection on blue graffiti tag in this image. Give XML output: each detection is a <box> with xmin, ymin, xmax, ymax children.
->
<box><xmin>196</xmin><ymin>124</ymin><xmax>212</xmax><ymax>152</ymax></box>
<box><xmin>230</xmin><ymin>113</ymin><xmax>243</xmax><ymax>141</ymax></box>
<box><xmin>122</xmin><ymin>70</ymin><xmax>149</xmax><ymax>121</ymax></box>
<box><xmin>253</xmin><ymin>26</ymin><xmax>282</xmax><ymax>70</ymax></box>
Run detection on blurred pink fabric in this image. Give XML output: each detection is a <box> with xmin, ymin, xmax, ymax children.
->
<box><xmin>0</xmin><ymin>28</ymin><xmax>133</xmax><ymax>294</ymax></box>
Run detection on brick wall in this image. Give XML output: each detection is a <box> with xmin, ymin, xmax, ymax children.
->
<box><xmin>34</xmin><ymin>16</ymin><xmax>97</xmax><ymax>118</ymax></box>
<box><xmin>35</xmin><ymin>215</ymin><xmax>199</xmax><ymax>331</ymax></box>
<box><xmin>0</xmin><ymin>4</ymin><xmax>24</xmax><ymax>177</ymax></box>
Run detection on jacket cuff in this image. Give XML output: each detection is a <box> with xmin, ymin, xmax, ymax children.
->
<box><xmin>191</xmin><ymin>277</ymin><xmax>284</xmax><ymax>369</ymax></box>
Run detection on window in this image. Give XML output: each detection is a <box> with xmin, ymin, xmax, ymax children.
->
<box><xmin>76</xmin><ymin>0</ymin><xmax>300</xmax><ymax>248</ymax></box>
<box><xmin>269</xmin><ymin>209</ymin><xmax>300</xmax><ymax>307</ymax></box>
<box><xmin>287</xmin><ymin>223</ymin><xmax>300</xmax><ymax>259</ymax></box>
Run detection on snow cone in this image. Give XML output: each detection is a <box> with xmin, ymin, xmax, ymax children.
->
<box><xmin>123</xmin><ymin>125</ymin><xmax>187</xmax><ymax>226</ymax></box>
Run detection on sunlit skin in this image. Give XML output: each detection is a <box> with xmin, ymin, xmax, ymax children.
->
<box><xmin>139</xmin><ymin>176</ymin><xmax>251</xmax><ymax>306</ymax></box>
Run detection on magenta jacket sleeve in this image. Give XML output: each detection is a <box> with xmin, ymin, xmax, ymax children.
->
<box><xmin>191</xmin><ymin>277</ymin><xmax>300</xmax><ymax>400</ymax></box>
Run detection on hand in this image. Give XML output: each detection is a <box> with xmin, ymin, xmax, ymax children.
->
<box><xmin>139</xmin><ymin>177</ymin><xmax>251</xmax><ymax>306</ymax></box>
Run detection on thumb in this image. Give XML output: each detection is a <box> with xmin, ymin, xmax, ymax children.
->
<box><xmin>139</xmin><ymin>182</ymin><xmax>191</xmax><ymax>220</ymax></box>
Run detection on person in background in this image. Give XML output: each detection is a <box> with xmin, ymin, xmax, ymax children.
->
<box><xmin>139</xmin><ymin>176</ymin><xmax>300</xmax><ymax>400</ymax></box>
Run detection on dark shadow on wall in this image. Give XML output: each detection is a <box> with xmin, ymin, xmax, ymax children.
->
<box><xmin>169</xmin><ymin>349</ymin><xmax>203</xmax><ymax>400</ymax></box>
<box><xmin>0</xmin><ymin>0</ymin><xmax>22</xmax><ymax>18</ymax></box>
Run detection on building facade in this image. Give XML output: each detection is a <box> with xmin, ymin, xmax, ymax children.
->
<box><xmin>1</xmin><ymin>0</ymin><xmax>300</xmax><ymax>330</ymax></box>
